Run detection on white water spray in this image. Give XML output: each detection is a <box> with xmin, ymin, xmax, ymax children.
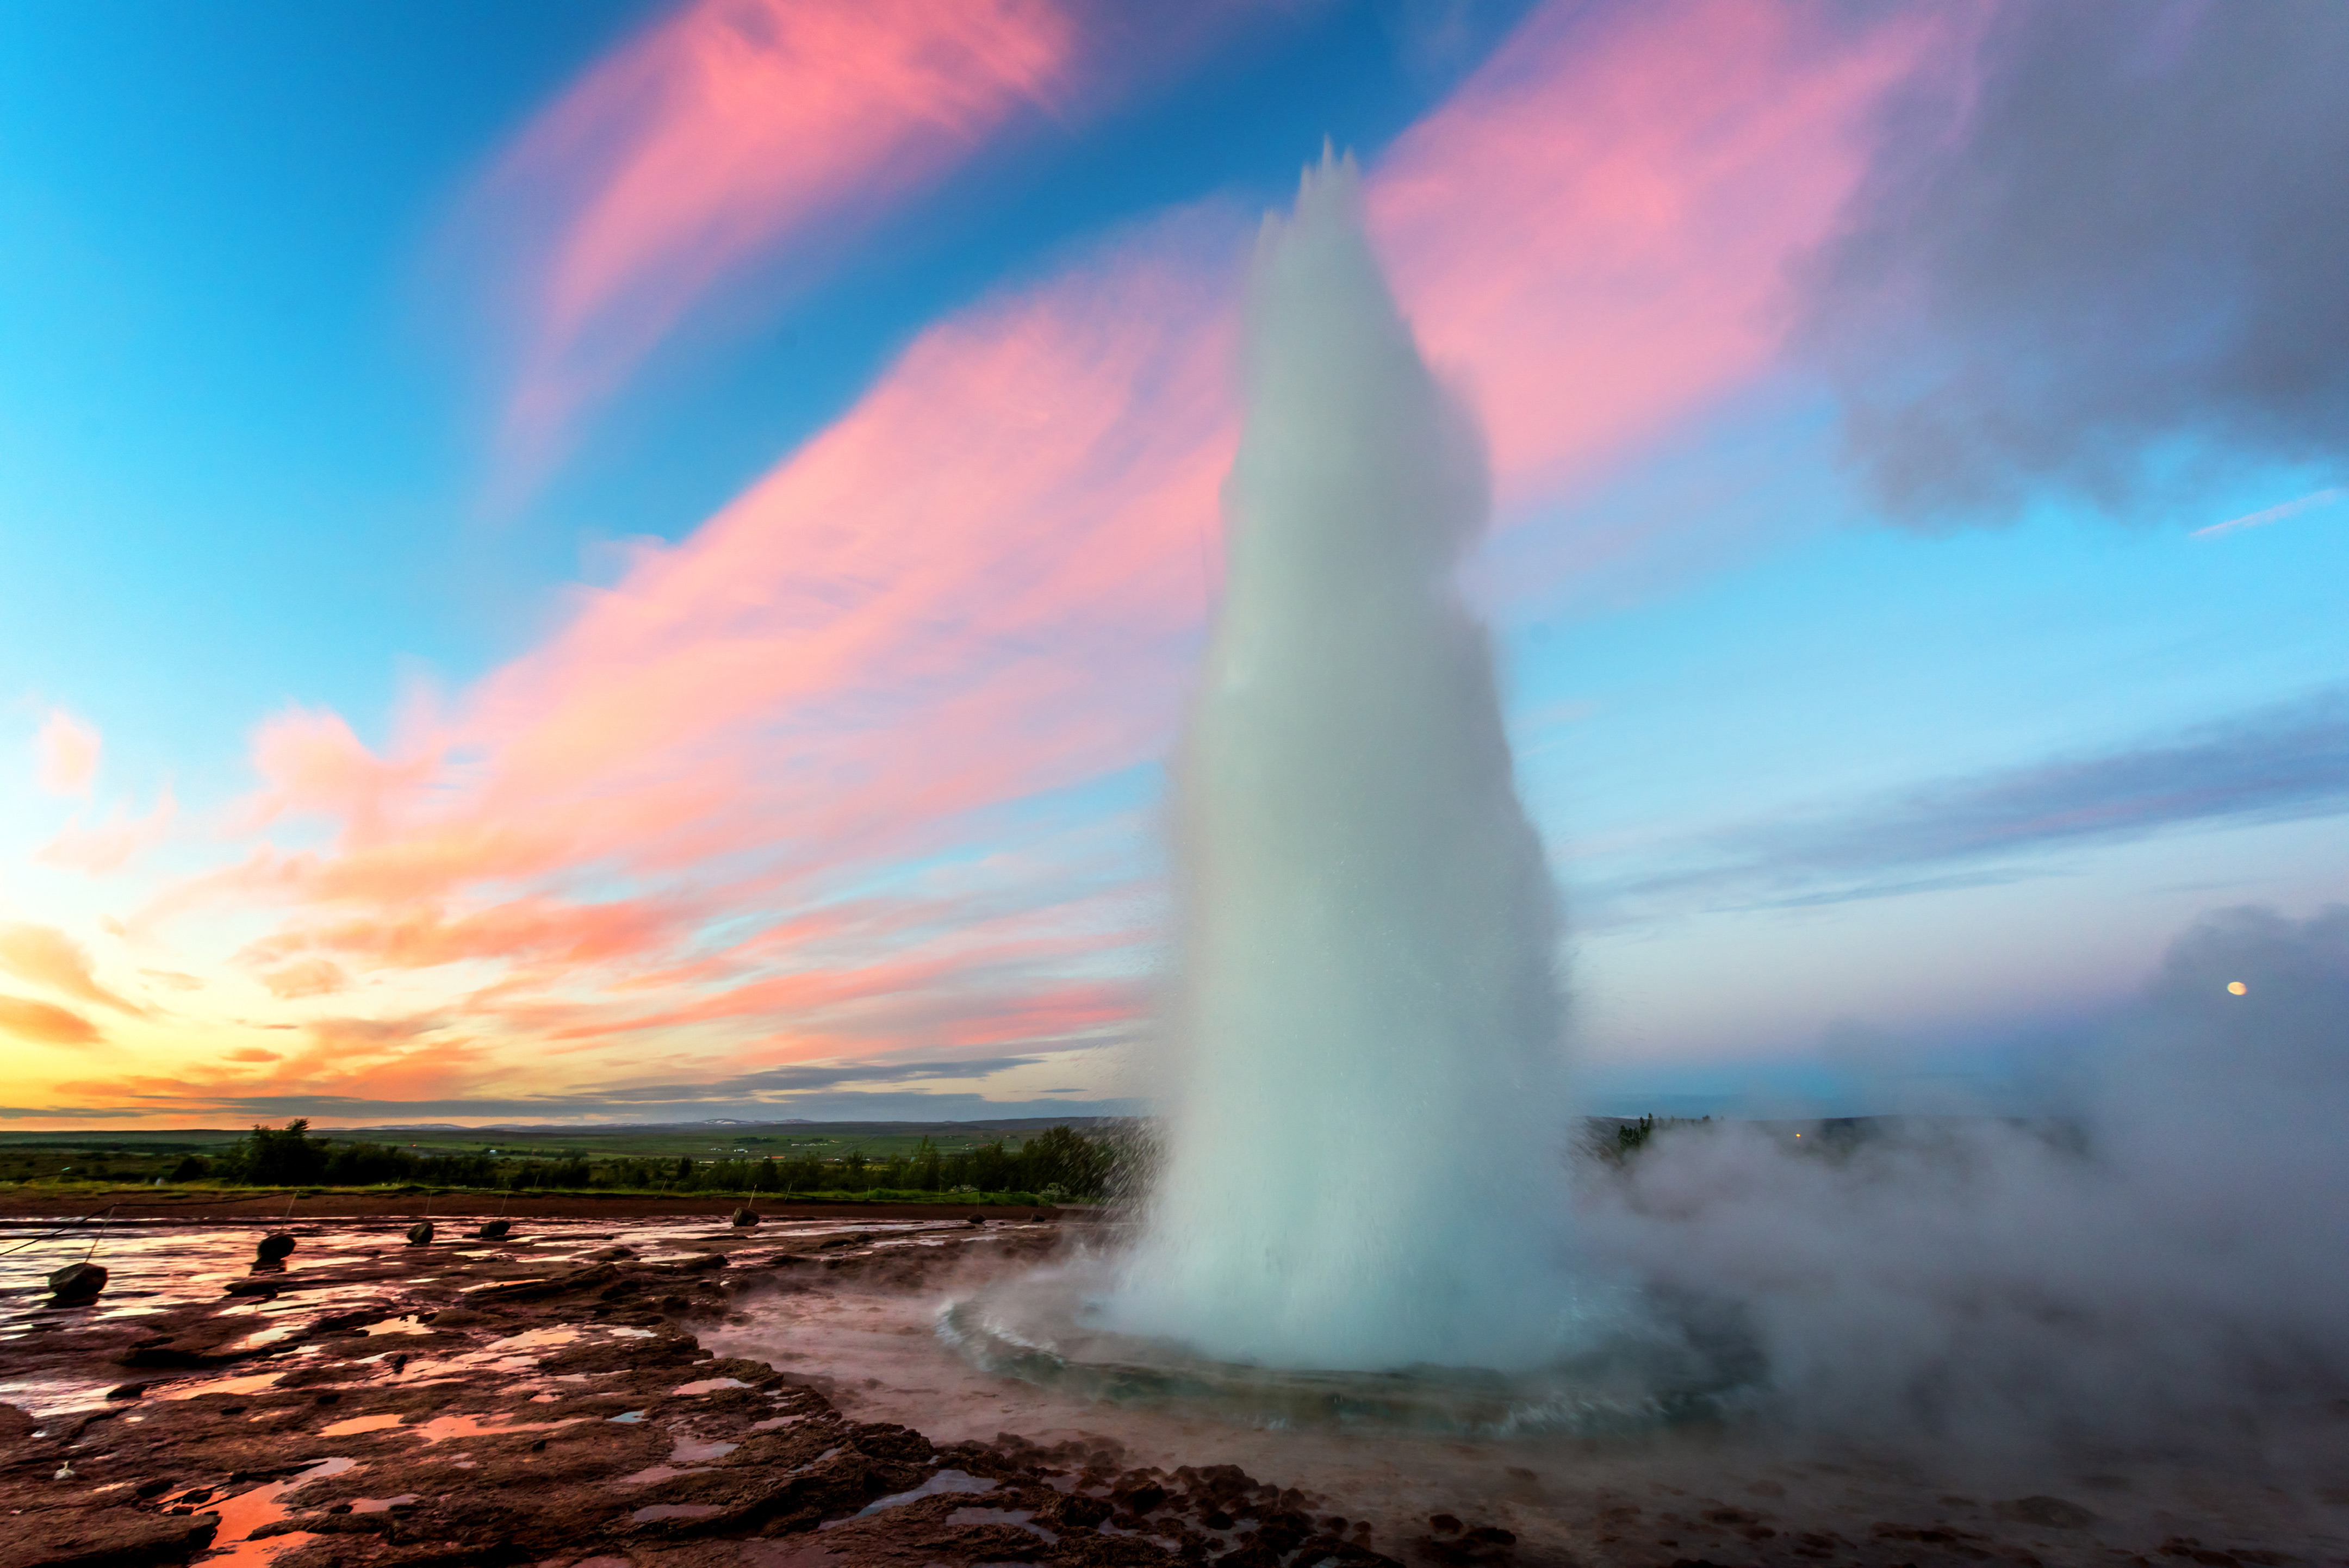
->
<box><xmin>1108</xmin><ymin>156</ymin><xmax>1577</xmax><ymax>1370</ymax></box>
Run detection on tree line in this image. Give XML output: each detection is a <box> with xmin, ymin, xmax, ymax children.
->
<box><xmin>168</xmin><ymin>1119</ymin><xmax>1115</xmax><ymax>1199</ymax></box>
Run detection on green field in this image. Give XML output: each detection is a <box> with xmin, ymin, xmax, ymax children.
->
<box><xmin>0</xmin><ymin>1118</ymin><xmax>1129</xmax><ymax>1200</ymax></box>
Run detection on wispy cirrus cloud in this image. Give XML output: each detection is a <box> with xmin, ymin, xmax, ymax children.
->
<box><xmin>79</xmin><ymin>1</ymin><xmax>1941</xmax><ymax>1125</ymax></box>
<box><xmin>474</xmin><ymin>0</ymin><xmax>1083</xmax><ymax>485</ymax></box>
<box><xmin>33</xmin><ymin>708</ymin><xmax>100</xmax><ymax>797</ymax></box>
<box><xmin>0</xmin><ymin>1091</ymin><xmax>1138</xmax><ymax>1127</ymax></box>
<box><xmin>0</xmin><ymin>923</ymin><xmax>147</xmax><ymax>1016</ymax></box>
<box><xmin>2193</xmin><ymin>487</ymin><xmax>2345</xmax><ymax>540</ymax></box>
<box><xmin>0</xmin><ymin>995</ymin><xmax>103</xmax><ymax>1047</ymax></box>
<box><xmin>40</xmin><ymin>780</ymin><xmax>177</xmax><ymax>876</ymax></box>
<box><xmin>1590</xmin><ymin>687</ymin><xmax>2349</xmax><ymax>920</ymax></box>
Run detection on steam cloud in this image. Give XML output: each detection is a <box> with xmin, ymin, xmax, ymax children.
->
<box><xmin>1804</xmin><ymin>1</ymin><xmax>2349</xmax><ymax>526</ymax></box>
<box><xmin>1582</xmin><ymin>903</ymin><xmax>2349</xmax><ymax>1449</ymax></box>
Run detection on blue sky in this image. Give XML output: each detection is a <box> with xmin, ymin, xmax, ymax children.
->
<box><xmin>2</xmin><ymin>0</ymin><xmax>2342</xmax><ymax>1125</ymax></box>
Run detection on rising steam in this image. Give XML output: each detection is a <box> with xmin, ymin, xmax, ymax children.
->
<box><xmin>1581</xmin><ymin>903</ymin><xmax>2349</xmax><ymax>1451</ymax></box>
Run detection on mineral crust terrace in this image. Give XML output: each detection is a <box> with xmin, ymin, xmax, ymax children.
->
<box><xmin>0</xmin><ymin>1217</ymin><xmax>1498</xmax><ymax>1568</ymax></box>
<box><xmin>2</xmin><ymin>1215</ymin><xmax>2332</xmax><ymax>1568</ymax></box>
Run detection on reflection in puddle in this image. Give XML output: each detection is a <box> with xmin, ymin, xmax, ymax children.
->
<box><xmin>948</xmin><ymin>1504</ymin><xmax>1057</xmax><ymax>1540</ymax></box>
<box><xmin>158</xmin><ymin>1370</ymin><xmax>285</xmax><ymax>1402</ymax></box>
<box><xmin>617</xmin><ymin>1463</ymin><xmax>687</xmax><ymax>1485</ymax></box>
<box><xmin>1</xmin><ymin>1211</ymin><xmax>952</xmax><ymax>1417</ymax></box>
<box><xmin>825</xmin><ymin>1469</ymin><xmax>995</xmax><ymax>1527</ymax></box>
<box><xmin>617</xmin><ymin>1431</ymin><xmax>742</xmax><ymax>1484</ymax></box>
<box><xmin>363</xmin><ymin>1317</ymin><xmax>434</xmax><ymax>1336</ymax></box>
<box><xmin>410</xmin><ymin>1411</ymin><xmax>585</xmax><ymax>1443</ymax></box>
<box><xmin>200</xmin><ymin>1455</ymin><xmax>357</xmax><ymax>1566</ymax></box>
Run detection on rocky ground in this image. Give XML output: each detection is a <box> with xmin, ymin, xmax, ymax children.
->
<box><xmin>0</xmin><ymin>1192</ymin><xmax>1067</xmax><ymax>1224</ymax></box>
<box><xmin>2</xmin><ymin>1214</ymin><xmax>2343</xmax><ymax>1568</ymax></box>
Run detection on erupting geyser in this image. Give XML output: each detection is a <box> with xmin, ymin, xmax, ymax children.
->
<box><xmin>1105</xmin><ymin>154</ymin><xmax>1580</xmax><ymax>1371</ymax></box>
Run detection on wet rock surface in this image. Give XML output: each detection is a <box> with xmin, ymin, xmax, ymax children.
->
<box><xmin>2</xmin><ymin>1214</ymin><xmax>2344</xmax><ymax>1568</ymax></box>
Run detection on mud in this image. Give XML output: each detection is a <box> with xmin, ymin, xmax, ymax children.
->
<box><xmin>2</xmin><ymin>1214</ymin><xmax>2344</xmax><ymax>1568</ymax></box>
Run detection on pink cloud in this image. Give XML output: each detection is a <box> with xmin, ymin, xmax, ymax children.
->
<box><xmin>34</xmin><ymin>708</ymin><xmax>99</xmax><ymax>797</ymax></box>
<box><xmin>0</xmin><ymin>923</ymin><xmax>146</xmax><ymax>1016</ymax></box>
<box><xmin>100</xmin><ymin>1</ymin><xmax>1947</xmax><ymax>1121</ymax></box>
<box><xmin>39</xmin><ymin>780</ymin><xmax>178</xmax><ymax>876</ymax></box>
<box><xmin>258</xmin><ymin>957</ymin><xmax>351</xmax><ymax>1000</ymax></box>
<box><xmin>479</xmin><ymin>0</ymin><xmax>1082</xmax><ymax>482</ymax></box>
<box><xmin>248</xmin><ymin>896</ymin><xmax>693</xmax><ymax>974</ymax></box>
<box><xmin>1371</xmin><ymin>1</ymin><xmax>1947</xmax><ymax>511</ymax></box>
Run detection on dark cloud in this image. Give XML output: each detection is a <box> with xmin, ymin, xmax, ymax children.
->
<box><xmin>1802</xmin><ymin>1</ymin><xmax>2349</xmax><ymax>526</ymax></box>
<box><xmin>619</xmin><ymin>1055</ymin><xmax>1043</xmax><ymax>1102</ymax></box>
<box><xmin>1596</xmin><ymin>687</ymin><xmax>2349</xmax><ymax>917</ymax></box>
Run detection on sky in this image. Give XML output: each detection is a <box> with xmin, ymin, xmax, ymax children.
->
<box><xmin>2</xmin><ymin>0</ymin><xmax>2344</xmax><ymax>1129</ymax></box>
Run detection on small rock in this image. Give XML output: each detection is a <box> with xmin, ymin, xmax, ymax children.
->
<box><xmin>406</xmin><ymin>1220</ymin><xmax>434</xmax><ymax>1245</ymax></box>
<box><xmin>254</xmin><ymin>1233</ymin><xmax>296</xmax><ymax>1264</ymax></box>
<box><xmin>47</xmin><ymin>1261</ymin><xmax>108</xmax><ymax>1304</ymax></box>
<box><xmin>1997</xmin><ymin>1496</ymin><xmax>2098</xmax><ymax>1529</ymax></box>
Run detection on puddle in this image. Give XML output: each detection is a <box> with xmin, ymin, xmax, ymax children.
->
<box><xmin>480</xmin><ymin>1326</ymin><xmax>585</xmax><ymax>1353</ymax></box>
<box><xmin>320</xmin><ymin>1413</ymin><xmax>405</xmax><ymax>1437</ymax></box>
<box><xmin>198</xmin><ymin>1455</ymin><xmax>358</xmax><ymax>1566</ymax></box>
<box><xmin>0</xmin><ymin>1375</ymin><xmax>113</xmax><ymax>1420</ymax></box>
<box><xmin>672</xmin><ymin>1377</ymin><xmax>751</xmax><ymax>1396</ymax></box>
<box><xmin>673</xmin><ymin>1436</ymin><xmax>739</xmax><ymax>1461</ymax></box>
<box><xmin>158</xmin><ymin>1370</ymin><xmax>287</xmax><ymax>1402</ymax></box>
<box><xmin>948</xmin><ymin>1505</ymin><xmax>1057</xmax><ymax>1540</ymax></box>
<box><xmin>363</xmin><ymin>1317</ymin><xmax>434</xmax><ymax>1336</ymax></box>
<box><xmin>408</xmin><ymin>1412</ymin><xmax>586</xmax><ymax>1443</ymax></box>
<box><xmin>608</xmin><ymin>1410</ymin><xmax>649</xmax><ymax>1423</ymax></box>
<box><xmin>825</xmin><ymin>1469</ymin><xmax>995</xmax><ymax>1527</ymax></box>
<box><xmin>617</xmin><ymin>1463</ymin><xmax>688</xmax><ymax>1485</ymax></box>
<box><xmin>350</xmin><ymin>1492</ymin><xmax>420</xmax><ymax>1513</ymax></box>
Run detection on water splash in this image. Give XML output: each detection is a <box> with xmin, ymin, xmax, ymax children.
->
<box><xmin>1106</xmin><ymin>154</ymin><xmax>1583</xmax><ymax>1371</ymax></box>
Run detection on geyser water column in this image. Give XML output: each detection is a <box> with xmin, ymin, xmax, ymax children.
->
<box><xmin>1109</xmin><ymin>155</ymin><xmax>1575</xmax><ymax>1371</ymax></box>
